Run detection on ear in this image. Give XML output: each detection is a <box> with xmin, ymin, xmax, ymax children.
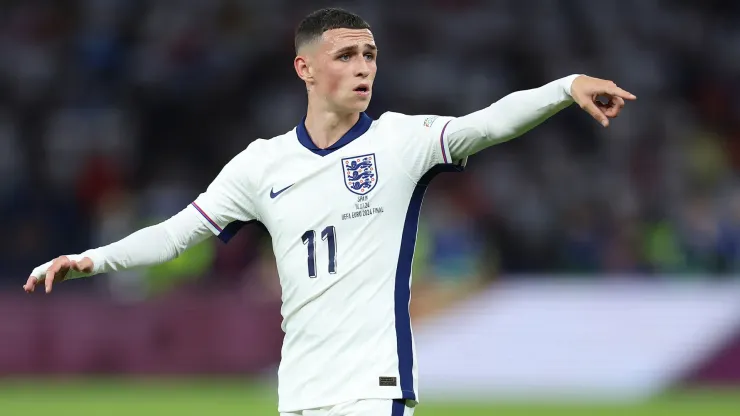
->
<box><xmin>294</xmin><ymin>55</ymin><xmax>313</xmax><ymax>84</ymax></box>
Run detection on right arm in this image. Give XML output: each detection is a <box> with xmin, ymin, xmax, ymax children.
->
<box><xmin>25</xmin><ymin>207</ymin><xmax>212</xmax><ymax>293</ymax></box>
<box><xmin>25</xmin><ymin>144</ymin><xmax>263</xmax><ymax>293</ymax></box>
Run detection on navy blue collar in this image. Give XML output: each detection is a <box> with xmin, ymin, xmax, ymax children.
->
<box><xmin>296</xmin><ymin>112</ymin><xmax>373</xmax><ymax>156</ymax></box>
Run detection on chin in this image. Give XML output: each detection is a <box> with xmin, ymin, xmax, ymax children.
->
<box><xmin>351</xmin><ymin>99</ymin><xmax>371</xmax><ymax>113</ymax></box>
<box><xmin>334</xmin><ymin>97</ymin><xmax>370</xmax><ymax>114</ymax></box>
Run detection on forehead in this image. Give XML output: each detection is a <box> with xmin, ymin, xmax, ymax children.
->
<box><xmin>320</xmin><ymin>28</ymin><xmax>375</xmax><ymax>51</ymax></box>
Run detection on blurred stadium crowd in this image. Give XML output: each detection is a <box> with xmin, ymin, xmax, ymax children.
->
<box><xmin>1</xmin><ymin>0</ymin><xmax>740</xmax><ymax>297</ymax></box>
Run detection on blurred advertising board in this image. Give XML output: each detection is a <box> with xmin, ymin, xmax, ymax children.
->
<box><xmin>415</xmin><ymin>278</ymin><xmax>740</xmax><ymax>402</ymax></box>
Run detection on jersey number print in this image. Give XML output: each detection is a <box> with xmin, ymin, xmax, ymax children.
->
<box><xmin>301</xmin><ymin>226</ymin><xmax>338</xmax><ymax>278</ymax></box>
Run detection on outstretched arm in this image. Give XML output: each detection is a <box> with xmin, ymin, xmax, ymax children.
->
<box><xmin>445</xmin><ymin>75</ymin><xmax>637</xmax><ymax>159</ymax></box>
<box><xmin>24</xmin><ymin>142</ymin><xmax>264</xmax><ymax>294</ymax></box>
<box><xmin>24</xmin><ymin>206</ymin><xmax>212</xmax><ymax>293</ymax></box>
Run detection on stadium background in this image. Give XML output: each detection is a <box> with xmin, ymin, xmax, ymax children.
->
<box><xmin>1</xmin><ymin>0</ymin><xmax>740</xmax><ymax>414</ymax></box>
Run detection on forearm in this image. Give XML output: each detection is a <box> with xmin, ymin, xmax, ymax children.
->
<box><xmin>68</xmin><ymin>206</ymin><xmax>211</xmax><ymax>278</ymax></box>
<box><xmin>446</xmin><ymin>74</ymin><xmax>580</xmax><ymax>159</ymax></box>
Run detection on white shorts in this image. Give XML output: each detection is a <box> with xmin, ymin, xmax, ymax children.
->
<box><xmin>280</xmin><ymin>399</ymin><xmax>415</xmax><ymax>416</ymax></box>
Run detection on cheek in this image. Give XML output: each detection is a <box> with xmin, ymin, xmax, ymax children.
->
<box><xmin>327</xmin><ymin>74</ymin><xmax>343</xmax><ymax>94</ymax></box>
<box><xmin>321</xmin><ymin>66</ymin><xmax>346</xmax><ymax>94</ymax></box>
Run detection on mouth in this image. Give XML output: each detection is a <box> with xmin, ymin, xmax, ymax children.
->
<box><xmin>353</xmin><ymin>85</ymin><xmax>371</xmax><ymax>97</ymax></box>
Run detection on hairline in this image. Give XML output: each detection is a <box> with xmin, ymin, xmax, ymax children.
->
<box><xmin>296</xmin><ymin>28</ymin><xmax>374</xmax><ymax>55</ymax></box>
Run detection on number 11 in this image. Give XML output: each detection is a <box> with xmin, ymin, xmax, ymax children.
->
<box><xmin>301</xmin><ymin>226</ymin><xmax>337</xmax><ymax>278</ymax></box>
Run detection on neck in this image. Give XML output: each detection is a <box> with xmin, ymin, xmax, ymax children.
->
<box><xmin>304</xmin><ymin>104</ymin><xmax>361</xmax><ymax>149</ymax></box>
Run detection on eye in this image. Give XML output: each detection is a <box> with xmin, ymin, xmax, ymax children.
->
<box><xmin>339</xmin><ymin>54</ymin><xmax>351</xmax><ymax>62</ymax></box>
<box><xmin>364</xmin><ymin>53</ymin><xmax>375</xmax><ymax>61</ymax></box>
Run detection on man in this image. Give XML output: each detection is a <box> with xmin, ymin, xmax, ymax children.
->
<box><xmin>24</xmin><ymin>7</ymin><xmax>635</xmax><ymax>416</ymax></box>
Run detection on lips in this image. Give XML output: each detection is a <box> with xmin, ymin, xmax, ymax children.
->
<box><xmin>353</xmin><ymin>84</ymin><xmax>370</xmax><ymax>93</ymax></box>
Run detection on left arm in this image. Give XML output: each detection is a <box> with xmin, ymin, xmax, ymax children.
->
<box><xmin>446</xmin><ymin>75</ymin><xmax>637</xmax><ymax>160</ymax></box>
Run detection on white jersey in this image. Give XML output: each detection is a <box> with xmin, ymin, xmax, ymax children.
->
<box><xmin>191</xmin><ymin>112</ymin><xmax>466</xmax><ymax>412</ymax></box>
<box><xmin>23</xmin><ymin>75</ymin><xmax>576</xmax><ymax>413</ymax></box>
<box><xmin>30</xmin><ymin>75</ymin><xmax>575</xmax><ymax>413</ymax></box>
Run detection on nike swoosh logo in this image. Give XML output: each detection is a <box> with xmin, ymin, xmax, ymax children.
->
<box><xmin>270</xmin><ymin>184</ymin><xmax>294</xmax><ymax>199</ymax></box>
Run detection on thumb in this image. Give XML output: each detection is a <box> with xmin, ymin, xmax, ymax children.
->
<box><xmin>72</xmin><ymin>257</ymin><xmax>94</xmax><ymax>274</ymax></box>
<box><xmin>579</xmin><ymin>97</ymin><xmax>609</xmax><ymax>127</ymax></box>
<box><xmin>30</xmin><ymin>261</ymin><xmax>53</xmax><ymax>283</ymax></box>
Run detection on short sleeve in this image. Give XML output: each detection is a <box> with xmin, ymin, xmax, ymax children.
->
<box><xmin>190</xmin><ymin>147</ymin><xmax>260</xmax><ymax>243</ymax></box>
<box><xmin>382</xmin><ymin>112</ymin><xmax>467</xmax><ymax>182</ymax></box>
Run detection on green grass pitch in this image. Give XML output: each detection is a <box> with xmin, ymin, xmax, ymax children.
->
<box><xmin>0</xmin><ymin>379</ymin><xmax>738</xmax><ymax>415</ymax></box>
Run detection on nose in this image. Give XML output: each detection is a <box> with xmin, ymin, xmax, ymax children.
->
<box><xmin>355</xmin><ymin>60</ymin><xmax>370</xmax><ymax>78</ymax></box>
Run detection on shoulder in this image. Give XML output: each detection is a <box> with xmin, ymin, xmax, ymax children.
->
<box><xmin>247</xmin><ymin>131</ymin><xmax>293</xmax><ymax>155</ymax></box>
<box><xmin>376</xmin><ymin>111</ymin><xmax>413</xmax><ymax>126</ymax></box>
<box><xmin>376</xmin><ymin>111</ymin><xmax>450</xmax><ymax>132</ymax></box>
<box><xmin>216</xmin><ymin>130</ymin><xmax>291</xmax><ymax>183</ymax></box>
<box><xmin>230</xmin><ymin>129</ymin><xmax>297</xmax><ymax>165</ymax></box>
<box><xmin>225</xmin><ymin>139</ymin><xmax>266</xmax><ymax>172</ymax></box>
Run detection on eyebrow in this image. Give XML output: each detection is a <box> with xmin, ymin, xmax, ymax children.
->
<box><xmin>333</xmin><ymin>44</ymin><xmax>378</xmax><ymax>55</ymax></box>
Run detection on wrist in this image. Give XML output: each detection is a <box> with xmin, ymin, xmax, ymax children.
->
<box><xmin>562</xmin><ymin>74</ymin><xmax>583</xmax><ymax>98</ymax></box>
<box><xmin>78</xmin><ymin>249</ymin><xmax>100</xmax><ymax>275</ymax></box>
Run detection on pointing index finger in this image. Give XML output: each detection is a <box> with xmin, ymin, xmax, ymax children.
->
<box><xmin>607</xmin><ymin>85</ymin><xmax>637</xmax><ymax>100</ymax></box>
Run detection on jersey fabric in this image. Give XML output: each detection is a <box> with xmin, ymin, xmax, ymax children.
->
<box><xmin>191</xmin><ymin>112</ymin><xmax>466</xmax><ymax>413</ymax></box>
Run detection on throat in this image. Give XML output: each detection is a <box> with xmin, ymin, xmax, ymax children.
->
<box><xmin>303</xmin><ymin>112</ymin><xmax>361</xmax><ymax>149</ymax></box>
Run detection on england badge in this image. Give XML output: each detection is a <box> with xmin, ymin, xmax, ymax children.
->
<box><xmin>342</xmin><ymin>153</ymin><xmax>378</xmax><ymax>195</ymax></box>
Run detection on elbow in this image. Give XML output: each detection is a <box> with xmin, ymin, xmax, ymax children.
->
<box><xmin>162</xmin><ymin>230</ymin><xmax>188</xmax><ymax>262</ymax></box>
<box><xmin>483</xmin><ymin>127</ymin><xmax>519</xmax><ymax>145</ymax></box>
<box><xmin>170</xmin><ymin>246</ymin><xmax>185</xmax><ymax>260</ymax></box>
<box><xmin>485</xmin><ymin>118</ymin><xmax>543</xmax><ymax>144</ymax></box>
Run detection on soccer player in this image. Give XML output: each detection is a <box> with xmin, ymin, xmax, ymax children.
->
<box><xmin>23</xmin><ymin>7</ymin><xmax>635</xmax><ymax>416</ymax></box>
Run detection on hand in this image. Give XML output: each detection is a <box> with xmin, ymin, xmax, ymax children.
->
<box><xmin>24</xmin><ymin>256</ymin><xmax>94</xmax><ymax>294</ymax></box>
<box><xmin>570</xmin><ymin>75</ymin><xmax>636</xmax><ymax>128</ymax></box>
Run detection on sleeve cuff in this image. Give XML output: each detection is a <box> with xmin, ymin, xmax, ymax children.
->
<box><xmin>562</xmin><ymin>74</ymin><xmax>582</xmax><ymax>98</ymax></box>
